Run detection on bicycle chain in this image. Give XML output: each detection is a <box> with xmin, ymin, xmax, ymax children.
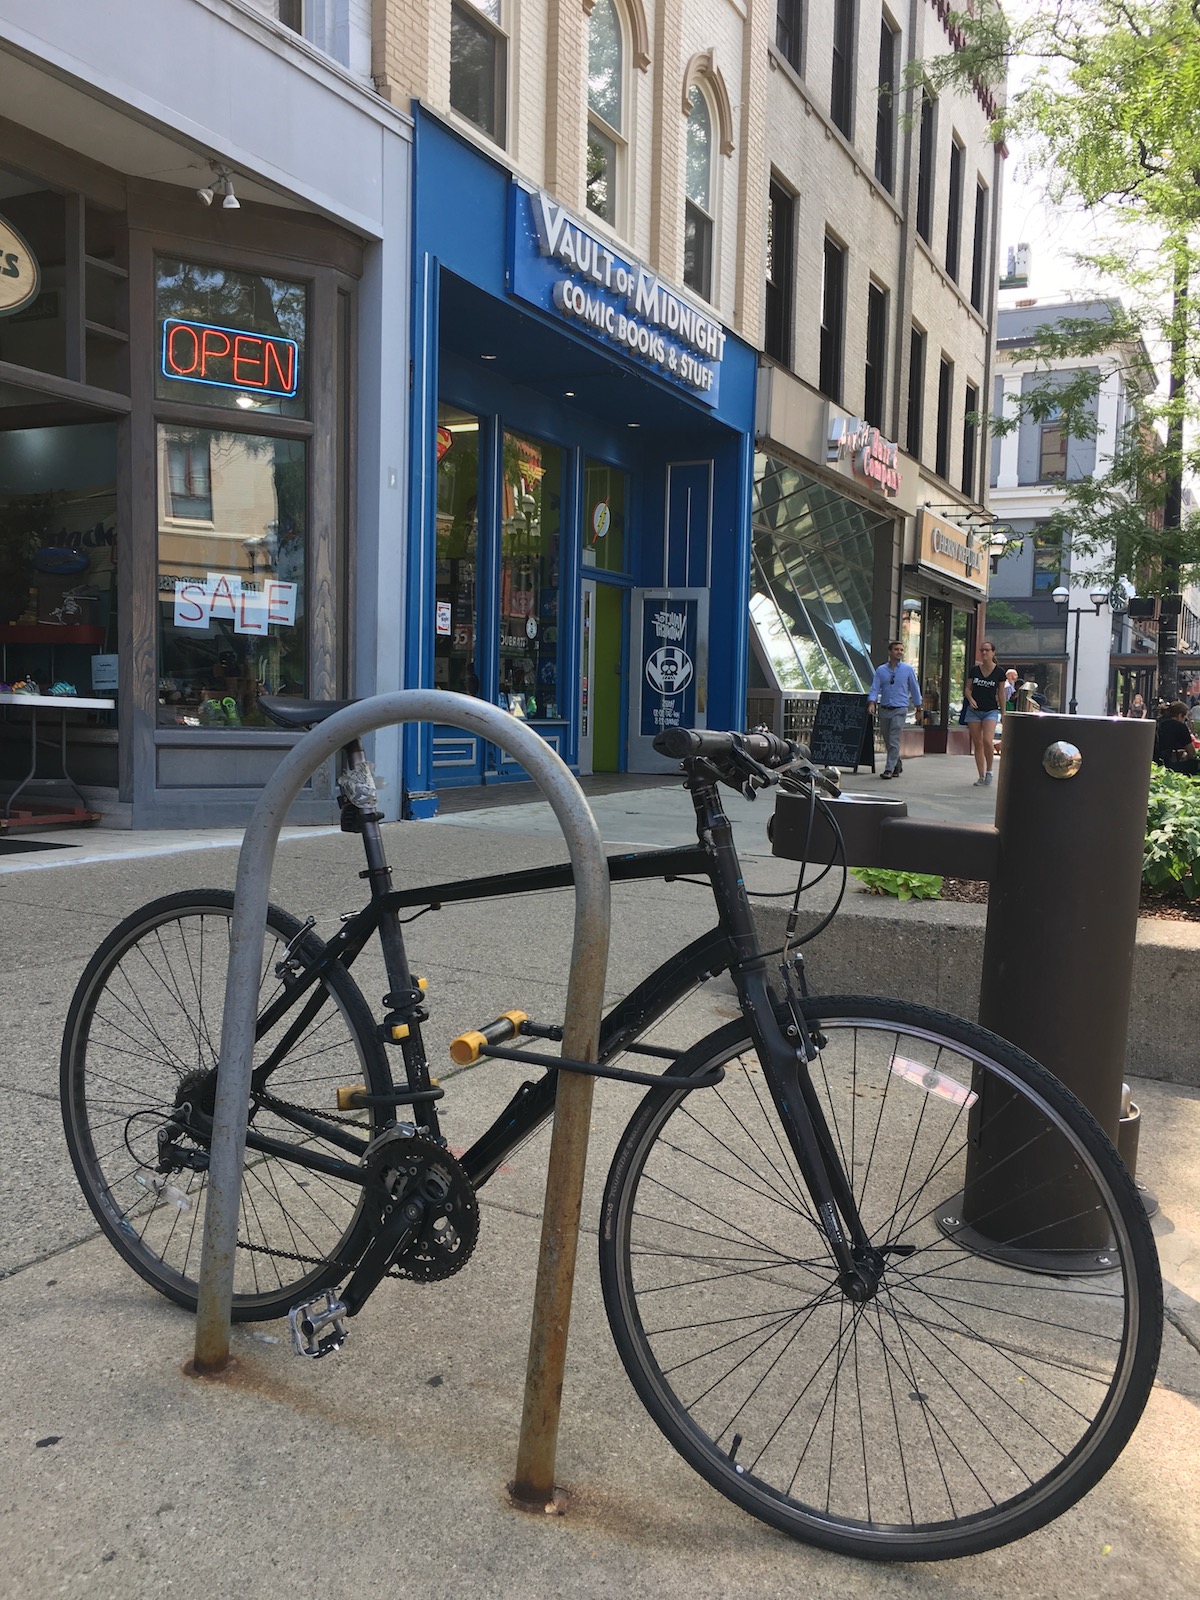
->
<box><xmin>234</xmin><ymin>1237</ymin><xmax>421</xmax><ymax>1281</ymax></box>
<box><xmin>231</xmin><ymin>1130</ymin><xmax>478</xmax><ymax>1285</ymax></box>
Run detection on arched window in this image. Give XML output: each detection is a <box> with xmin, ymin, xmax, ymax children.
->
<box><xmin>684</xmin><ymin>86</ymin><xmax>713</xmax><ymax>300</ymax></box>
<box><xmin>587</xmin><ymin>0</ymin><xmax>624</xmax><ymax>224</ymax></box>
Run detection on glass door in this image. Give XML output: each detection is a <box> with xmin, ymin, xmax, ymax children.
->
<box><xmin>579</xmin><ymin>578</ymin><xmax>595</xmax><ymax>774</ymax></box>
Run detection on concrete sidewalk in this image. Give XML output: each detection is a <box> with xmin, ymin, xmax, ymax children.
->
<box><xmin>2</xmin><ymin>763</ymin><xmax>1199</xmax><ymax>1598</ymax></box>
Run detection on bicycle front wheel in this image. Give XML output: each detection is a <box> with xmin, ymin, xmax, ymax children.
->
<box><xmin>600</xmin><ymin>995</ymin><xmax>1161</xmax><ymax>1560</ymax></box>
<box><xmin>62</xmin><ymin>890</ymin><xmax>392</xmax><ymax>1321</ymax></box>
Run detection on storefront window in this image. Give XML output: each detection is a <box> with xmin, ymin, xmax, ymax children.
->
<box><xmin>0</xmin><ymin>422</ymin><xmax>118</xmax><ymax>707</ymax></box>
<box><xmin>0</xmin><ymin>173</ymin><xmax>127</xmax><ymax>392</ymax></box>
<box><xmin>500</xmin><ymin>430</ymin><xmax>561</xmax><ymax>718</ymax></box>
<box><xmin>156</xmin><ymin>426</ymin><xmax>306</xmax><ymax>727</ymax></box>
<box><xmin>435</xmin><ymin>406</ymin><xmax>480</xmax><ymax>695</ymax></box>
<box><xmin>582</xmin><ymin>457</ymin><xmax>626</xmax><ymax>573</ymax></box>
<box><xmin>155</xmin><ymin>258</ymin><xmax>307</xmax><ymax>419</ymax></box>
<box><xmin>920</xmin><ymin>602</ymin><xmax>945</xmax><ymax>727</ymax></box>
<box><xmin>750</xmin><ymin>454</ymin><xmax>884</xmax><ymax>692</ymax></box>
<box><xmin>950</xmin><ymin>607</ymin><xmax>971</xmax><ymax>720</ymax></box>
<box><xmin>901</xmin><ymin>598</ymin><xmax>923</xmax><ymax>720</ymax></box>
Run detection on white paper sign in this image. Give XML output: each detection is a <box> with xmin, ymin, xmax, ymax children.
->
<box><xmin>91</xmin><ymin>653</ymin><xmax>119</xmax><ymax>692</ymax></box>
<box><xmin>173</xmin><ymin>576</ymin><xmax>298</xmax><ymax>634</ymax></box>
<box><xmin>435</xmin><ymin>600</ymin><xmax>452</xmax><ymax>637</ymax></box>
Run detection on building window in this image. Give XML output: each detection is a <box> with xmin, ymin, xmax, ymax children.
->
<box><xmin>962</xmin><ymin>381</ymin><xmax>979</xmax><ymax>498</ymax></box>
<box><xmin>156</xmin><ymin>427</ymin><xmax>308</xmax><ymax>726</ymax></box>
<box><xmin>450</xmin><ymin>1</ymin><xmax>507</xmax><ymax>147</ymax></box>
<box><xmin>864</xmin><ymin>282</ymin><xmax>888</xmax><ymax>429</ymax></box>
<box><xmin>946</xmin><ymin>136</ymin><xmax>964</xmax><ymax>281</ymax></box>
<box><xmin>434</xmin><ymin>406</ymin><xmax>481</xmax><ymax>697</ymax></box>
<box><xmin>831</xmin><ymin>0</ymin><xmax>855</xmax><ymax>138</ymax></box>
<box><xmin>499</xmin><ymin>431</ymin><xmax>563</xmax><ymax>711</ymax></box>
<box><xmin>875</xmin><ymin>15</ymin><xmax>898</xmax><ymax>193</ymax></box>
<box><xmin>819</xmin><ymin>236</ymin><xmax>846</xmax><ymax>403</ymax></box>
<box><xmin>155</xmin><ymin>257</ymin><xmax>313</xmax><ymax>729</ymax></box>
<box><xmin>971</xmin><ymin>181</ymin><xmax>988</xmax><ymax>311</ymax></box>
<box><xmin>583</xmin><ymin>457</ymin><xmax>628</xmax><ymax>574</ymax></box>
<box><xmin>776</xmin><ymin>0</ymin><xmax>803</xmax><ymax>74</ymax></box>
<box><xmin>765</xmin><ymin>179</ymin><xmax>795</xmax><ymax>365</ymax></box>
<box><xmin>683</xmin><ymin>87</ymin><xmax>714</xmax><ymax>301</ymax></box>
<box><xmin>155</xmin><ymin>258</ymin><xmax>308</xmax><ymax>419</ymax></box>
<box><xmin>936</xmin><ymin>356</ymin><xmax>953</xmax><ymax>480</ymax></box>
<box><xmin>907</xmin><ymin>325</ymin><xmax>925</xmax><ymax>457</ymax></box>
<box><xmin>1033</xmin><ymin>531</ymin><xmax>1063</xmax><ymax>592</ymax></box>
<box><xmin>916</xmin><ymin>90</ymin><xmax>935</xmax><ymax>244</ymax></box>
<box><xmin>277</xmin><ymin>1</ymin><xmax>342</xmax><ymax>60</ymax></box>
<box><xmin>587</xmin><ymin>0</ymin><xmax>624</xmax><ymax>225</ymax></box>
<box><xmin>165</xmin><ymin>439</ymin><xmax>213</xmax><ymax>522</ymax></box>
<box><xmin>1040</xmin><ymin>413</ymin><xmax>1068</xmax><ymax>480</ymax></box>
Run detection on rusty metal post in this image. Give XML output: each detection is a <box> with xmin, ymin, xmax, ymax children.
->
<box><xmin>193</xmin><ymin>692</ymin><xmax>609</xmax><ymax>1422</ymax></box>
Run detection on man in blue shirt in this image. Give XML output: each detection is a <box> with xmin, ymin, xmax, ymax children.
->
<box><xmin>867</xmin><ymin>641</ymin><xmax>923</xmax><ymax>779</ymax></box>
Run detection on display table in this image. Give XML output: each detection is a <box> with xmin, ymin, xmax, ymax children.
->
<box><xmin>0</xmin><ymin>691</ymin><xmax>115</xmax><ymax>829</ymax></box>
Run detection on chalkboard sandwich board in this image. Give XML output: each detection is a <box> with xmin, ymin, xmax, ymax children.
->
<box><xmin>810</xmin><ymin>692</ymin><xmax>875</xmax><ymax>772</ymax></box>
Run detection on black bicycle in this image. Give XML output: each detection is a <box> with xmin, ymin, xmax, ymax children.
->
<box><xmin>60</xmin><ymin>707</ymin><xmax>1162</xmax><ymax>1561</ymax></box>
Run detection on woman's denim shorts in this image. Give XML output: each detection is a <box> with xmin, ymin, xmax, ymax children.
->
<box><xmin>963</xmin><ymin>708</ymin><xmax>1000</xmax><ymax>724</ymax></box>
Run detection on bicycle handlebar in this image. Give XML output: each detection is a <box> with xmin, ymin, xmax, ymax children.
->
<box><xmin>653</xmin><ymin>727</ymin><xmax>798</xmax><ymax>767</ymax></box>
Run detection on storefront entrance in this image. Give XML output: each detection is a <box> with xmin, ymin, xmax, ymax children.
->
<box><xmin>408</xmin><ymin>114</ymin><xmax>756</xmax><ymax>795</ymax></box>
<box><xmin>903</xmin><ymin>598</ymin><xmax>972</xmax><ymax>753</ymax></box>
<box><xmin>578</xmin><ymin>577</ymin><xmax>624</xmax><ymax>775</ymax></box>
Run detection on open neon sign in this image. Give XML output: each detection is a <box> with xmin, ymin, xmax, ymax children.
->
<box><xmin>161</xmin><ymin>317</ymin><xmax>299</xmax><ymax>398</ymax></box>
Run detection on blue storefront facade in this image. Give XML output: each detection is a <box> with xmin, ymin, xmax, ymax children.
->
<box><xmin>404</xmin><ymin>109</ymin><xmax>757</xmax><ymax>791</ymax></box>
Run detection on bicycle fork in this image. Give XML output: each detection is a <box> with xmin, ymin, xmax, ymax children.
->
<box><xmin>689</xmin><ymin>770</ymin><xmax>888</xmax><ymax>1301</ymax></box>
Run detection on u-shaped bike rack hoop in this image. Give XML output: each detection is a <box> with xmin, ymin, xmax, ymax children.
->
<box><xmin>191</xmin><ymin>690</ymin><xmax>611</xmax><ymax>1506</ymax></box>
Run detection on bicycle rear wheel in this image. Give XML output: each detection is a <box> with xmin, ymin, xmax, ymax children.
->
<box><xmin>600</xmin><ymin>995</ymin><xmax>1161</xmax><ymax>1560</ymax></box>
<box><xmin>62</xmin><ymin>890</ymin><xmax>392</xmax><ymax>1321</ymax></box>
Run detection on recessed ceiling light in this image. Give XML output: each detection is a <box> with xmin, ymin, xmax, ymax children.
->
<box><xmin>564</xmin><ymin>390</ymin><xmax>575</xmax><ymax>398</ymax></box>
<box><xmin>627</xmin><ymin>422</ymin><xmax>640</xmax><ymax>429</ymax></box>
<box><xmin>480</xmin><ymin>353</ymin><xmax>498</xmax><ymax>360</ymax></box>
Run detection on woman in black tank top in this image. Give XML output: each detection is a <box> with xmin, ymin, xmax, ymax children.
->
<box><xmin>963</xmin><ymin>641</ymin><xmax>1003</xmax><ymax>786</ymax></box>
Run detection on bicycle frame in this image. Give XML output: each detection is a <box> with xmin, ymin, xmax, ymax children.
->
<box><xmin>233</xmin><ymin>738</ymin><xmax>877</xmax><ymax>1294</ymax></box>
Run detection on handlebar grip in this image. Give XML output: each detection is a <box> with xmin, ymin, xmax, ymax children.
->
<box><xmin>652</xmin><ymin>728</ymin><xmax>798</xmax><ymax>768</ymax></box>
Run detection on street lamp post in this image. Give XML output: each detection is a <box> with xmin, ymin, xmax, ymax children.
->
<box><xmin>1053</xmin><ymin>584</ymin><xmax>1110</xmax><ymax>714</ymax></box>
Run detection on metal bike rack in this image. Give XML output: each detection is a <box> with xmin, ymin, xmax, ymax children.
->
<box><xmin>191</xmin><ymin>690</ymin><xmax>611</xmax><ymax>1509</ymax></box>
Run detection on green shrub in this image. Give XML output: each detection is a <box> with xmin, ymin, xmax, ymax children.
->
<box><xmin>1144</xmin><ymin>768</ymin><xmax>1200</xmax><ymax>899</ymax></box>
<box><xmin>849</xmin><ymin>868</ymin><xmax>944</xmax><ymax>901</ymax></box>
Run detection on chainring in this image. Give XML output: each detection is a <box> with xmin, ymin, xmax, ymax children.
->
<box><xmin>376</xmin><ymin>1131</ymin><xmax>480</xmax><ymax>1284</ymax></box>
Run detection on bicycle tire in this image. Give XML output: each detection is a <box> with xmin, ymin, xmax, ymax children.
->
<box><xmin>61</xmin><ymin>890</ymin><xmax>392</xmax><ymax>1321</ymax></box>
<box><xmin>600</xmin><ymin>994</ymin><xmax>1162</xmax><ymax>1561</ymax></box>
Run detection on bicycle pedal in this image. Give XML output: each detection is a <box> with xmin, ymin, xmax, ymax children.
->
<box><xmin>288</xmin><ymin>1291</ymin><xmax>349</xmax><ymax>1359</ymax></box>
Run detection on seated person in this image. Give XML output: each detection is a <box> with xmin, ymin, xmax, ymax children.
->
<box><xmin>1154</xmin><ymin>702</ymin><xmax>1200</xmax><ymax>774</ymax></box>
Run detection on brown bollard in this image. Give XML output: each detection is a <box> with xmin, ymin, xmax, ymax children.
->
<box><xmin>963</xmin><ymin>712</ymin><xmax>1154</xmax><ymax>1259</ymax></box>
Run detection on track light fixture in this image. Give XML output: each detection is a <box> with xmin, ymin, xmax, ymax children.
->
<box><xmin>196</xmin><ymin>169</ymin><xmax>240</xmax><ymax>210</ymax></box>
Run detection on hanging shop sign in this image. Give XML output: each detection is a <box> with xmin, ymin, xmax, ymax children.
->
<box><xmin>639</xmin><ymin>596</ymin><xmax>700</xmax><ymax>735</ymax></box>
<box><xmin>161</xmin><ymin>318</ymin><xmax>300</xmax><ymax>398</ymax></box>
<box><xmin>916</xmin><ymin>508</ymin><xmax>987</xmax><ymax>593</ymax></box>
<box><xmin>0</xmin><ymin>214</ymin><xmax>41</xmax><ymax>317</ymax></box>
<box><xmin>826</xmin><ymin>415</ymin><xmax>902</xmax><ymax>498</ymax></box>
<box><xmin>510</xmin><ymin>184</ymin><xmax>725</xmax><ymax>408</ymax></box>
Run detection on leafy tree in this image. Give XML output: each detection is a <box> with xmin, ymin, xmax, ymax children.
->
<box><xmin>919</xmin><ymin>4</ymin><xmax>1200</xmax><ymax>599</ymax></box>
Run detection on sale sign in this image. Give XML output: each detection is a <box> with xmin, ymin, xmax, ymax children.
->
<box><xmin>173</xmin><ymin>573</ymin><xmax>298</xmax><ymax>635</ymax></box>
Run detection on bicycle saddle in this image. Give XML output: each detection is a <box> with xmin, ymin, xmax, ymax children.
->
<box><xmin>258</xmin><ymin>694</ymin><xmax>359</xmax><ymax>730</ymax></box>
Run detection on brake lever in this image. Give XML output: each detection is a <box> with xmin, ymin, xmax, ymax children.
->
<box><xmin>724</xmin><ymin>734</ymin><xmax>780</xmax><ymax>800</ymax></box>
<box><xmin>779</xmin><ymin>758</ymin><xmax>842</xmax><ymax>798</ymax></box>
